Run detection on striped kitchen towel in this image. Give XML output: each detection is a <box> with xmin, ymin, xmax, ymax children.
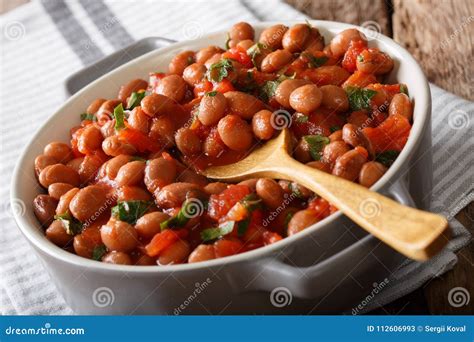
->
<box><xmin>0</xmin><ymin>0</ymin><xmax>472</xmax><ymax>314</ymax></box>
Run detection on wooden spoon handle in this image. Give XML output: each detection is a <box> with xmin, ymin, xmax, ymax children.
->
<box><xmin>267</xmin><ymin>157</ymin><xmax>449</xmax><ymax>261</ymax></box>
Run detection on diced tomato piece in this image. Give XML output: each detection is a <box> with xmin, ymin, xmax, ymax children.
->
<box><xmin>214</xmin><ymin>239</ymin><xmax>243</xmax><ymax>258</ymax></box>
<box><xmin>308</xmin><ymin>198</ymin><xmax>331</xmax><ymax>220</ymax></box>
<box><xmin>119</xmin><ymin>127</ymin><xmax>162</xmax><ymax>153</ymax></box>
<box><xmin>145</xmin><ymin>229</ymin><xmax>188</xmax><ymax>257</ymax></box>
<box><xmin>363</xmin><ymin>114</ymin><xmax>411</xmax><ymax>152</ymax></box>
<box><xmin>194</xmin><ymin>80</ymin><xmax>213</xmax><ymax>98</ymax></box>
<box><xmin>226</xmin><ymin>202</ymin><xmax>249</xmax><ymax>222</ymax></box>
<box><xmin>342</xmin><ymin>71</ymin><xmax>377</xmax><ymax>88</ymax></box>
<box><xmin>241</xmin><ymin>210</ymin><xmax>265</xmax><ymax>244</ymax></box>
<box><xmin>263</xmin><ymin>231</ymin><xmax>283</xmax><ymax>245</ymax></box>
<box><xmin>213</xmin><ymin>79</ymin><xmax>235</xmax><ymax>93</ymax></box>
<box><xmin>222</xmin><ymin>46</ymin><xmax>253</xmax><ymax>68</ymax></box>
<box><xmin>371</xmin><ymin>110</ymin><xmax>387</xmax><ymax>127</ymax></box>
<box><xmin>148</xmin><ymin>72</ymin><xmax>166</xmax><ymax>92</ymax></box>
<box><xmin>301</xmin><ymin>66</ymin><xmax>350</xmax><ymax>86</ymax></box>
<box><xmin>342</xmin><ymin>40</ymin><xmax>368</xmax><ymax>72</ymax></box>
<box><xmin>161</xmin><ymin>151</ymin><xmax>175</xmax><ymax>162</ymax></box>
<box><xmin>240</xmin><ymin>242</ymin><xmax>264</xmax><ymax>253</ymax></box>
<box><xmin>208</xmin><ymin>185</ymin><xmax>251</xmax><ymax>220</ymax></box>
<box><xmin>368</xmin><ymin>83</ymin><xmax>406</xmax><ymax>103</ymax></box>
<box><xmin>70</xmin><ymin>127</ymin><xmax>84</xmax><ymax>158</ymax></box>
<box><xmin>291</xmin><ymin>109</ymin><xmax>342</xmax><ymax>138</ymax></box>
<box><xmin>250</xmin><ymin>70</ymin><xmax>276</xmax><ymax>85</ymax></box>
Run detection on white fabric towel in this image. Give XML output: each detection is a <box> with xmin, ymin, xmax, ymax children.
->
<box><xmin>0</xmin><ymin>0</ymin><xmax>472</xmax><ymax>315</ymax></box>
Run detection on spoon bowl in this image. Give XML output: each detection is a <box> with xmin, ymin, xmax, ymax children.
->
<box><xmin>202</xmin><ymin>129</ymin><xmax>449</xmax><ymax>261</ymax></box>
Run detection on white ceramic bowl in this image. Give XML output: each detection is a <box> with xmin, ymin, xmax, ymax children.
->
<box><xmin>11</xmin><ymin>20</ymin><xmax>432</xmax><ymax>314</ymax></box>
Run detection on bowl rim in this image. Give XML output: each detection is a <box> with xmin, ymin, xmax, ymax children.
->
<box><xmin>11</xmin><ymin>19</ymin><xmax>431</xmax><ymax>274</ymax></box>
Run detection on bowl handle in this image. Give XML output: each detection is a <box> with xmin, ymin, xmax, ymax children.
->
<box><xmin>63</xmin><ymin>37</ymin><xmax>176</xmax><ymax>97</ymax></box>
<box><xmin>241</xmin><ymin>180</ymin><xmax>415</xmax><ymax>299</ymax></box>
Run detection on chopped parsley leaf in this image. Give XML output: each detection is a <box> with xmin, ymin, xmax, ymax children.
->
<box><xmin>127</xmin><ymin>90</ymin><xmax>146</xmax><ymax>110</ymax></box>
<box><xmin>113</xmin><ymin>103</ymin><xmax>126</xmax><ymax>130</ymax></box>
<box><xmin>305</xmin><ymin>53</ymin><xmax>328</xmax><ymax>68</ymax></box>
<box><xmin>92</xmin><ymin>245</ymin><xmax>107</xmax><ymax>261</ymax></box>
<box><xmin>80</xmin><ymin>113</ymin><xmax>97</xmax><ymax>122</ymax></box>
<box><xmin>345</xmin><ymin>86</ymin><xmax>377</xmax><ymax>111</ymax></box>
<box><xmin>54</xmin><ymin>212</ymin><xmax>82</xmax><ymax>236</ymax></box>
<box><xmin>207</xmin><ymin>58</ymin><xmax>234</xmax><ymax>82</ymax></box>
<box><xmin>247</xmin><ymin>42</ymin><xmax>264</xmax><ymax>67</ymax></box>
<box><xmin>375</xmin><ymin>150</ymin><xmax>400</xmax><ymax>167</ymax></box>
<box><xmin>111</xmin><ymin>200</ymin><xmax>153</xmax><ymax>224</ymax></box>
<box><xmin>303</xmin><ymin>135</ymin><xmax>330</xmax><ymax>161</ymax></box>
<box><xmin>201</xmin><ymin>221</ymin><xmax>235</xmax><ymax>242</ymax></box>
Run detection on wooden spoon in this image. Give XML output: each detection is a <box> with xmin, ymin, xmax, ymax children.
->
<box><xmin>201</xmin><ymin>128</ymin><xmax>449</xmax><ymax>261</ymax></box>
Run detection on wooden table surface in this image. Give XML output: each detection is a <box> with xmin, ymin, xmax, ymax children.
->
<box><xmin>2</xmin><ymin>0</ymin><xmax>473</xmax><ymax>314</ymax></box>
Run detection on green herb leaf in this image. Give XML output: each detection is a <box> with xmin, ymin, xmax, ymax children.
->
<box><xmin>295</xmin><ymin>114</ymin><xmax>309</xmax><ymax>123</ymax></box>
<box><xmin>201</xmin><ymin>221</ymin><xmax>235</xmax><ymax>242</ymax></box>
<box><xmin>207</xmin><ymin>58</ymin><xmax>234</xmax><ymax>82</ymax></box>
<box><xmin>54</xmin><ymin>212</ymin><xmax>83</xmax><ymax>236</ymax></box>
<box><xmin>330</xmin><ymin>125</ymin><xmax>341</xmax><ymax>133</ymax></box>
<box><xmin>113</xmin><ymin>103</ymin><xmax>126</xmax><ymax>130</ymax></box>
<box><xmin>345</xmin><ymin>86</ymin><xmax>377</xmax><ymax>111</ymax></box>
<box><xmin>127</xmin><ymin>91</ymin><xmax>146</xmax><ymax>110</ymax></box>
<box><xmin>375</xmin><ymin>150</ymin><xmax>400</xmax><ymax>167</ymax></box>
<box><xmin>288</xmin><ymin>182</ymin><xmax>303</xmax><ymax>199</ymax></box>
<box><xmin>130</xmin><ymin>156</ymin><xmax>147</xmax><ymax>162</ymax></box>
<box><xmin>111</xmin><ymin>200</ymin><xmax>153</xmax><ymax>224</ymax></box>
<box><xmin>241</xmin><ymin>193</ymin><xmax>262</xmax><ymax>212</ymax></box>
<box><xmin>160</xmin><ymin>199</ymin><xmax>206</xmax><ymax>230</ymax></box>
<box><xmin>80</xmin><ymin>113</ymin><xmax>97</xmax><ymax>122</ymax></box>
<box><xmin>187</xmin><ymin>55</ymin><xmax>194</xmax><ymax>66</ymax></box>
<box><xmin>303</xmin><ymin>135</ymin><xmax>330</xmax><ymax>161</ymax></box>
<box><xmin>284</xmin><ymin>212</ymin><xmax>294</xmax><ymax>228</ymax></box>
<box><xmin>237</xmin><ymin>218</ymin><xmax>250</xmax><ymax>237</ymax></box>
<box><xmin>206</xmin><ymin>91</ymin><xmax>218</xmax><ymax>97</ymax></box>
<box><xmin>305</xmin><ymin>53</ymin><xmax>328</xmax><ymax>68</ymax></box>
<box><xmin>247</xmin><ymin>42</ymin><xmax>264</xmax><ymax>67</ymax></box>
<box><xmin>357</xmin><ymin>55</ymin><xmax>364</xmax><ymax>62</ymax></box>
<box><xmin>235</xmin><ymin>194</ymin><xmax>262</xmax><ymax>237</ymax></box>
<box><xmin>92</xmin><ymin>245</ymin><xmax>107</xmax><ymax>261</ymax></box>
<box><xmin>400</xmin><ymin>84</ymin><xmax>409</xmax><ymax>95</ymax></box>
<box><xmin>259</xmin><ymin>80</ymin><xmax>280</xmax><ymax>102</ymax></box>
